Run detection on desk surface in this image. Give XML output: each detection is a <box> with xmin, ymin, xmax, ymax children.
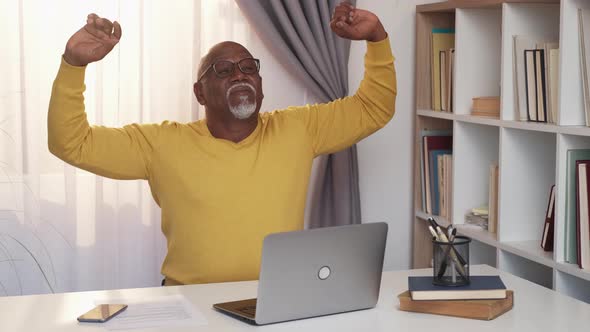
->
<box><xmin>1</xmin><ymin>265</ymin><xmax>589</xmax><ymax>331</ymax></box>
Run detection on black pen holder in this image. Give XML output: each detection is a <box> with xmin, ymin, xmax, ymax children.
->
<box><xmin>432</xmin><ymin>235</ymin><xmax>471</xmax><ymax>286</ymax></box>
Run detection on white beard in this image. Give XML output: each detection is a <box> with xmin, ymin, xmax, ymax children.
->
<box><xmin>226</xmin><ymin>83</ymin><xmax>257</xmax><ymax>120</ymax></box>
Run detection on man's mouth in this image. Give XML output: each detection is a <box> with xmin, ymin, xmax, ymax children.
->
<box><xmin>227</xmin><ymin>83</ymin><xmax>256</xmax><ymax>96</ymax></box>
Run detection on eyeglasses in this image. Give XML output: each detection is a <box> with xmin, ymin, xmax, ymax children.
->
<box><xmin>197</xmin><ymin>58</ymin><xmax>260</xmax><ymax>82</ymax></box>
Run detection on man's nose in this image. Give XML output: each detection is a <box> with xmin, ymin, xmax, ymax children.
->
<box><xmin>229</xmin><ymin>65</ymin><xmax>248</xmax><ymax>82</ymax></box>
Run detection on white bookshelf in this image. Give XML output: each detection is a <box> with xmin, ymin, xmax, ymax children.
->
<box><xmin>413</xmin><ymin>0</ymin><xmax>590</xmax><ymax>304</ymax></box>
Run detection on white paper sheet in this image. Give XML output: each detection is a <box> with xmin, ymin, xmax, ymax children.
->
<box><xmin>93</xmin><ymin>295</ymin><xmax>207</xmax><ymax>330</ymax></box>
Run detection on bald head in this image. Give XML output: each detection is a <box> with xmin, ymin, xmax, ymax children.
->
<box><xmin>197</xmin><ymin>41</ymin><xmax>253</xmax><ymax>80</ymax></box>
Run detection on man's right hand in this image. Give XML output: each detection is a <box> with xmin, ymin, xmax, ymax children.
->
<box><xmin>63</xmin><ymin>14</ymin><xmax>122</xmax><ymax>67</ymax></box>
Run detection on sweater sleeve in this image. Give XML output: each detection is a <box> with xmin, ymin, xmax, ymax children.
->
<box><xmin>48</xmin><ymin>58</ymin><xmax>160</xmax><ymax>180</ymax></box>
<box><xmin>276</xmin><ymin>36</ymin><xmax>397</xmax><ymax>157</ymax></box>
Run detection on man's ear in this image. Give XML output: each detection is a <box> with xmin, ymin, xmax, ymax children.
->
<box><xmin>194</xmin><ymin>82</ymin><xmax>206</xmax><ymax>105</ymax></box>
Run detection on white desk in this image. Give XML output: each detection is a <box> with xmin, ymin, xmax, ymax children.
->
<box><xmin>1</xmin><ymin>264</ymin><xmax>589</xmax><ymax>331</ymax></box>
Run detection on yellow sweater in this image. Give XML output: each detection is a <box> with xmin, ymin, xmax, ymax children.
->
<box><xmin>48</xmin><ymin>37</ymin><xmax>397</xmax><ymax>285</ymax></box>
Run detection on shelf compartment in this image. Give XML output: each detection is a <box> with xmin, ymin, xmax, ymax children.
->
<box><xmin>555</xmin><ymin>270</ymin><xmax>590</xmax><ymax>303</ymax></box>
<box><xmin>498</xmin><ymin>249</ymin><xmax>553</xmax><ymax>289</ymax></box>
<box><xmin>455</xmin><ymin>7</ymin><xmax>502</xmax><ymax>116</ymax></box>
<box><xmin>414</xmin><ymin>116</ymin><xmax>453</xmax><ymax>218</ymax></box>
<box><xmin>555</xmin><ymin>134</ymin><xmax>590</xmax><ymax>263</ymax></box>
<box><xmin>453</xmin><ymin>122</ymin><xmax>499</xmax><ymax>226</ymax></box>
<box><xmin>499</xmin><ymin>128</ymin><xmax>556</xmax><ymax>242</ymax></box>
<box><xmin>500</xmin><ymin>3</ymin><xmax>560</xmax><ymax>121</ymax></box>
<box><xmin>415</xmin><ymin>12</ymin><xmax>455</xmax><ymax>110</ymax></box>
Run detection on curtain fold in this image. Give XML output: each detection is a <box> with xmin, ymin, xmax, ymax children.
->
<box><xmin>235</xmin><ymin>0</ymin><xmax>361</xmax><ymax>228</ymax></box>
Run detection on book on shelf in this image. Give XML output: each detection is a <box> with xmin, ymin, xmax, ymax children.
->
<box><xmin>565</xmin><ymin>149</ymin><xmax>590</xmax><ymax>264</ymax></box>
<box><xmin>471</xmin><ymin>96</ymin><xmax>500</xmax><ymax>118</ymax></box>
<box><xmin>549</xmin><ymin>48</ymin><xmax>559</xmax><ymax>124</ymax></box>
<box><xmin>576</xmin><ymin>162</ymin><xmax>590</xmax><ymax>270</ymax></box>
<box><xmin>513</xmin><ymin>35</ymin><xmax>558</xmax><ymax>123</ymax></box>
<box><xmin>443</xmin><ymin>154</ymin><xmax>453</xmax><ymax>220</ymax></box>
<box><xmin>538</xmin><ymin>42</ymin><xmax>559</xmax><ymax>124</ymax></box>
<box><xmin>524</xmin><ymin>49</ymin><xmax>548</xmax><ymax>123</ymax></box>
<box><xmin>534</xmin><ymin>50</ymin><xmax>547</xmax><ymax>123</ymax></box>
<box><xmin>422</xmin><ymin>133</ymin><xmax>453</xmax><ymax>215</ymax></box>
<box><xmin>408</xmin><ymin>275</ymin><xmax>507</xmax><ymax>301</ymax></box>
<box><xmin>579</xmin><ymin>9</ymin><xmax>590</xmax><ymax>126</ymax></box>
<box><xmin>431</xmin><ymin>29</ymin><xmax>455</xmax><ymax>111</ymax></box>
<box><xmin>398</xmin><ymin>290</ymin><xmax>514</xmax><ymax>320</ymax></box>
<box><xmin>541</xmin><ymin>185</ymin><xmax>555</xmax><ymax>252</ymax></box>
<box><xmin>430</xmin><ymin>149</ymin><xmax>451</xmax><ymax>216</ymax></box>
<box><xmin>513</xmin><ymin>35</ymin><xmax>537</xmax><ymax>121</ymax></box>
<box><xmin>420</xmin><ymin>129</ymin><xmax>452</xmax><ymax>213</ymax></box>
<box><xmin>440</xmin><ymin>48</ymin><xmax>455</xmax><ymax>112</ymax></box>
<box><xmin>488</xmin><ymin>164</ymin><xmax>499</xmax><ymax>234</ymax></box>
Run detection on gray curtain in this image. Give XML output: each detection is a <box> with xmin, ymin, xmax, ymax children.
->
<box><xmin>235</xmin><ymin>0</ymin><xmax>360</xmax><ymax>228</ymax></box>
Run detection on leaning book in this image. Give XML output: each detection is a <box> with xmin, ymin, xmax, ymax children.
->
<box><xmin>408</xmin><ymin>275</ymin><xmax>507</xmax><ymax>300</ymax></box>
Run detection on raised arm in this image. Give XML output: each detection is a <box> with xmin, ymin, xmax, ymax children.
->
<box><xmin>278</xmin><ymin>3</ymin><xmax>396</xmax><ymax>156</ymax></box>
<box><xmin>48</xmin><ymin>14</ymin><xmax>159</xmax><ymax>180</ymax></box>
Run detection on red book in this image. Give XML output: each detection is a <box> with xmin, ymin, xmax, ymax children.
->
<box><xmin>541</xmin><ymin>185</ymin><xmax>555</xmax><ymax>251</ymax></box>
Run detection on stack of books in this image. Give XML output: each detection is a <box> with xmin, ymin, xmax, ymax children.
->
<box><xmin>465</xmin><ymin>206</ymin><xmax>489</xmax><ymax>230</ymax></box>
<box><xmin>398</xmin><ymin>275</ymin><xmax>513</xmax><ymax>320</ymax></box>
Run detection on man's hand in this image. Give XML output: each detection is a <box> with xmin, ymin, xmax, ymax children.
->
<box><xmin>330</xmin><ymin>2</ymin><xmax>387</xmax><ymax>42</ymax></box>
<box><xmin>63</xmin><ymin>14</ymin><xmax>122</xmax><ymax>67</ymax></box>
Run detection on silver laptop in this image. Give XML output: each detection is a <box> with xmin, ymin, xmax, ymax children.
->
<box><xmin>213</xmin><ymin>222</ymin><xmax>388</xmax><ymax>325</ymax></box>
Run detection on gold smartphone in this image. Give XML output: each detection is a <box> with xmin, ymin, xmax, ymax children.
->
<box><xmin>77</xmin><ymin>304</ymin><xmax>128</xmax><ymax>323</ymax></box>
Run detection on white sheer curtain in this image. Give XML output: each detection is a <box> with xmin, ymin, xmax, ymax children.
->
<box><xmin>0</xmin><ymin>0</ymin><xmax>315</xmax><ymax>296</ymax></box>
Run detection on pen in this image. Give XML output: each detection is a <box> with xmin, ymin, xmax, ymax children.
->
<box><xmin>435</xmin><ymin>227</ymin><xmax>467</xmax><ymax>277</ymax></box>
<box><xmin>438</xmin><ymin>225</ymin><xmax>456</xmax><ymax>278</ymax></box>
<box><xmin>428</xmin><ymin>225</ymin><xmax>439</xmax><ymax>240</ymax></box>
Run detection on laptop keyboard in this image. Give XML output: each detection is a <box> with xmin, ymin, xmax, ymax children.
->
<box><xmin>237</xmin><ymin>305</ymin><xmax>256</xmax><ymax>317</ymax></box>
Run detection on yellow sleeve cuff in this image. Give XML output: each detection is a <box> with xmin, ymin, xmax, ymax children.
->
<box><xmin>366</xmin><ymin>36</ymin><xmax>395</xmax><ymax>62</ymax></box>
<box><xmin>57</xmin><ymin>56</ymin><xmax>87</xmax><ymax>86</ymax></box>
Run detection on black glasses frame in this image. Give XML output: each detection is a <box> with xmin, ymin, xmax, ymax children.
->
<box><xmin>197</xmin><ymin>58</ymin><xmax>260</xmax><ymax>82</ymax></box>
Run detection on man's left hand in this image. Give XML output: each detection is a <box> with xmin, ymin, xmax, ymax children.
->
<box><xmin>330</xmin><ymin>2</ymin><xmax>387</xmax><ymax>42</ymax></box>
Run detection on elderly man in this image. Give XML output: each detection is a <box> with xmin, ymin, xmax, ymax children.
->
<box><xmin>48</xmin><ymin>2</ymin><xmax>396</xmax><ymax>285</ymax></box>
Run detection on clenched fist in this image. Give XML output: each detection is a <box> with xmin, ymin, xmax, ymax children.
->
<box><xmin>63</xmin><ymin>14</ymin><xmax>122</xmax><ymax>67</ymax></box>
<box><xmin>330</xmin><ymin>2</ymin><xmax>387</xmax><ymax>42</ymax></box>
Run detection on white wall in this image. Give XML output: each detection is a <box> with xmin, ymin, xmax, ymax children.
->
<box><xmin>351</xmin><ymin>0</ymin><xmax>442</xmax><ymax>270</ymax></box>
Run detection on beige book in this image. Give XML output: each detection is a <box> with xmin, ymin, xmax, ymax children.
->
<box><xmin>524</xmin><ymin>50</ymin><xmax>537</xmax><ymax>121</ymax></box>
<box><xmin>535</xmin><ymin>50</ymin><xmax>546</xmax><ymax>122</ymax></box>
<box><xmin>431</xmin><ymin>31</ymin><xmax>455</xmax><ymax>111</ymax></box>
<box><xmin>549</xmin><ymin>48</ymin><xmax>560</xmax><ymax>124</ymax></box>
<box><xmin>537</xmin><ymin>42</ymin><xmax>559</xmax><ymax>123</ymax></box>
<box><xmin>488</xmin><ymin>164</ymin><xmax>499</xmax><ymax>234</ymax></box>
<box><xmin>513</xmin><ymin>35</ymin><xmax>537</xmax><ymax>121</ymax></box>
<box><xmin>444</xmin><ymin>154</ymin><xmax>453</xmax><ymax>221</ymax></box>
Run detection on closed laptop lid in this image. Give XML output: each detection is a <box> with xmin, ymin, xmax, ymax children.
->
<box><xmin>255</xmin><ymin>222</ymin><xmax>388</xmax><ymax>325</ymax></box>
